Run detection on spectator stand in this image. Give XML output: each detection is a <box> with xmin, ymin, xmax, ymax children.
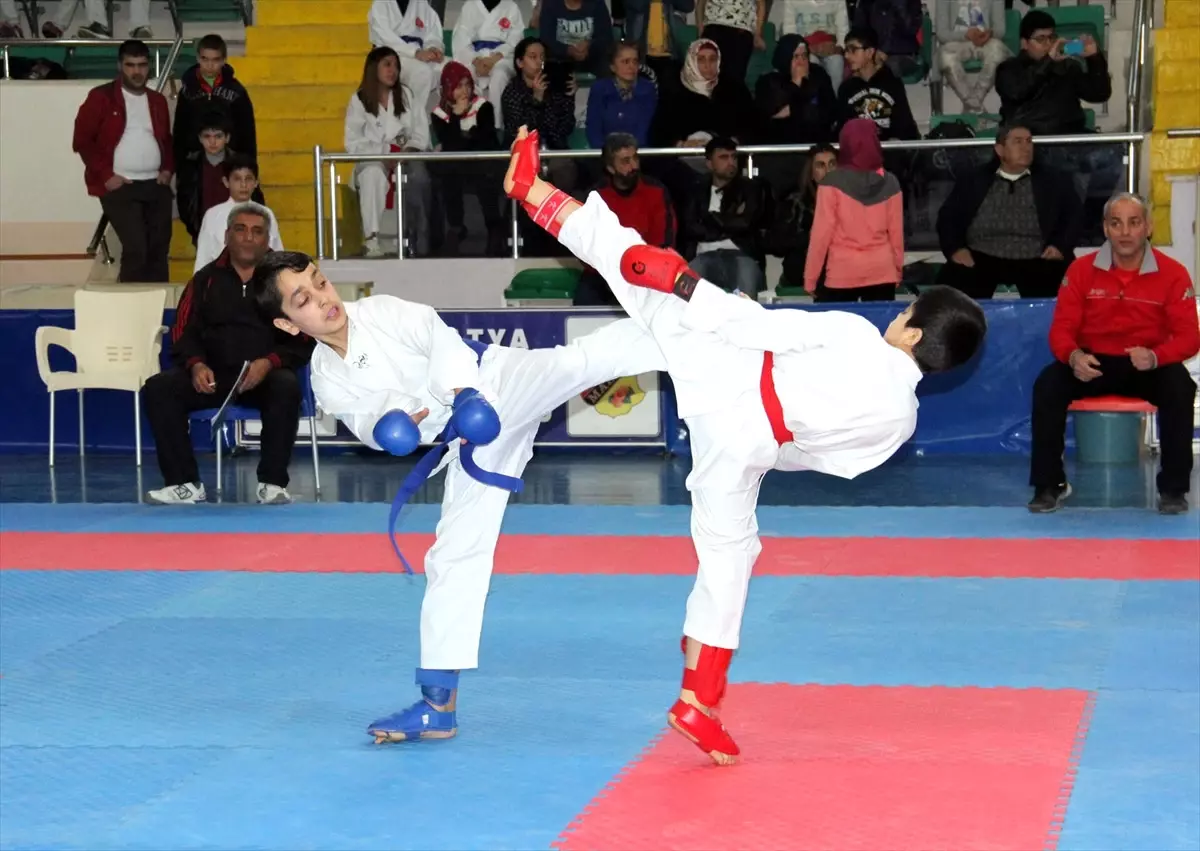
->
<box><xmin>0</xmin><ymin>35</ymin><xmax>190</xmax><ymax>79</ymax></box>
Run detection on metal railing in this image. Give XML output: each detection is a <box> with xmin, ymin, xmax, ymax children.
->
<box><xmin>1166</xmin><ymin>129</ymin><xmax>1200</xmax><ymax>139</ymax></box>
<box><xmin>312</xmin><ymin>131</ymin><xmax>1147</xmax><ymax>262</ymax></box>
<box><xmin>0</xmin><ymin>37</ymin><xmax>182</xmax><ymax>79</ymax></box>
<box><xmin>1126</xmin><ymin>0</ymin><xmax>1153</xmax><ymax>134</ymax></box>
<box><xmin>79</xmin><ymin>35</ymin><xmax>188</xmax><ymax>265</ymax></box>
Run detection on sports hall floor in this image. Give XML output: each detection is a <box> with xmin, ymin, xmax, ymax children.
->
<box><xmin>1</xmin><ymin>451</ymin><xmax>1197</xmax><ymax>850</ymax></box>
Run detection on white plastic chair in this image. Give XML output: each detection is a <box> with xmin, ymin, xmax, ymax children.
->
<box><xmin>34</xmin><ymin>288</ymin><xmax>169</xmax><ymax>467</ymax></box>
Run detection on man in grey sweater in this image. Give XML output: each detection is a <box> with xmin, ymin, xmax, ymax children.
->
<box><xmin>936</xmin><ymin>0</ymin><xmax>1009</xmax><ymax>113</ymax></box>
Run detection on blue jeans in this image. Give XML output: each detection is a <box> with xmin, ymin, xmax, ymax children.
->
<box><xmin>691</xmin><ymin>249</ymin><xmax>765</xmax><ymax>296</ymax></box>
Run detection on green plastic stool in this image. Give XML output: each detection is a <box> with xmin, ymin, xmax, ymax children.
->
<box><xmin>1070</xmin><ymin>397</ymin><xmax>1154</xmax><ymax>464</ymax></box>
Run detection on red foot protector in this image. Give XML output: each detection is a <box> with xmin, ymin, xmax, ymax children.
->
<box><xmin>554</xmin><ymin>684</ymin><xmax>1091</xmax><ymax>851</ymax></box>
<box><xmin>3</xmin><ymin>533</ymin><xmax>1196</xmax><ymax>580</ymax></box>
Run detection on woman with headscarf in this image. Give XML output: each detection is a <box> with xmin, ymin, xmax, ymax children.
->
<box><xmin>648</xmin><ymin>39</ymin><xmax>759</xmax><ymax>149</ymax></box>
<box><xmin>430</xmin><ymin>61</ymin><xmax>505</xmax><ymax>254</ymax></box>
<box><xmin>803</xmin><ymin>118</ymin><xmax>903</xmax><ymax>301</ymax></box>
<box><xmin>754</xmin><ymin>34</ymin><xmax>836</xmax><ymax>145</ymax></box>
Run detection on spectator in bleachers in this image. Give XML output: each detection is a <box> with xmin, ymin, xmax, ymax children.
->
<box><xmin>804</xmin><ymin>118</ymin><xmax>902</xmax><ymax>301</ymax></box>
<box><xmin>681</xmin><ymin>136</ymin><xmax>771</xmax><ymax>296</ymax></box>
<box><xmin>49</xmin><ymin>0</ymin><xmax>152</xmax><ymax>38</ymax></box>
<box><xmin>936</xmin><ymin>0</ymin><xmax>1010</xmax><ymax>113</ymax></box>
<box><xmin>541</xmin><ymin>0</ymin><xmax>615</xmax><ymax>78</ymax></box>
<box><xmin>765</xmin><ymin>142</ymin><xmax>837</xmax><ymax>287</ymax></box>
<box><xmin>344</xmin><ymin>47</ymin><xmax>433</xmax><ymax>258</ymax></box>
<box><xmin>772</xmin><ymin>0</ymin><xmax>850</xmax><ymax>90</ymax></box>
<box><xmin>1028</xmin><ymin>193</ymin><xmax>1199</xmax><ymax>516</ymax></box>
<box><xmin>431</xmin><ymin>61</ymin><xmax>506</xmax><ymax>255</ymax></box>
<box><xmin>194</xmin><ymin>156</ymin><xmax>282</xmax><ymax>272</ymax></box>
<box><xmin>574</xmin><ymin>132</ymin><xmax>677</xmax><ymax>305</ymax></box>
<box><xmin>650</xmin><ymin>39</ymin><xmax>760</xmax><ymax>147</ymax></box>
<box><xmin>851</xmin><ymin>0</ymin><xmax>922</xmax><ymax>78</ymax></box>
<box><xmin>623</xmin><ymin>0</ymin><xmax>695</xmax><ymax>89</ymax></box>
<box><xmin>173</xmin><ymin>34</ymin><xmax>257</xmax><ymax>174</ymax></box>
<box><xmin>368</xmin><ymin>0</ymin><xmax>448</xmax><ymax>113</ymax></box>
<box><xmin>754</xmin><ymin>34</ymin><xmax>837</xmax><ymax>145</ymax></box>
<box><xmin>72</xmin><ymin>39</ymin><xmax>173</xmax><ymax>283</ymax></box>
<box><xmin>502</xmin><ymin>37</ymin><xmax>578</xmax><ymax>187</ymax></box>
<box><xmin>0</xmin><ymin>1</ymin><xmax>23</xmax><ymax>37</ymax></box>
<box><xmin>452</xmin><ymin>0</ymin><xmax>525</xmax><ymax>129</ymax></box>
<box><xmin>177</xmin><ymin>112</ymin><xmax>262</xmax><ymax>246</ymax></box>
<box><xmin>836</xmin><ymin>26</ymin><xmax>919</xmax><ymax>140</ymax></box>
<box><xmin>994</xmin><ymin>9</ymin><xmax>1110</xmax><ymax>135</ymax></box>
<box><xmin>695</xmin><ymin>0</ymin><xmax>766</xmax><ymax>85</ymax></box>
<box><xmin>936</xmin><ymin>124</ymin><xmax>1079</xmax><ymax>299</ymax></box>
<box><xmin>143</xmin><ymin>202</ymin><xmax>313</xmax><ymax>506</ymax></box>
<box><xmin>586</xmin><ymin>41</ymin><xmax>658</xmax><ymax>148</ymax></box>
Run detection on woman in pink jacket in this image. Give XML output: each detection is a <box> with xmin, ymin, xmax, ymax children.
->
<box><xmin>803</xmin><ymin>118</ymin><xmax>904</xmax><ymax>302</ymax></box>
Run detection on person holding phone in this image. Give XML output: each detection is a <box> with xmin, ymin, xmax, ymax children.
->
<box><xmin>994</xmin><ymin>9</ymin><xmax>1111</xmax><ymax>136</ymax></box>
<box><xmin>501</xmin><ymin>37</ymin><xmax>579</xmax><ymax>188</ymax></box>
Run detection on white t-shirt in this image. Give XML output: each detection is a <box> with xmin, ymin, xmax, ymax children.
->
<box><xmin>773</xmin><ymin>0</ymin><xmax>850</xmax><ymax>42</ymax></box>
<box><xmin>704</xmin><ymin>0</ymin><xmax>756</xmax><ymax>33</ymax></box>
<box><xmin>112</xmin><ymin>89</ymin><xmax>161</xmax><ymax>180</ymax></box>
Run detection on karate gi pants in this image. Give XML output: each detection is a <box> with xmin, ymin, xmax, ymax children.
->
<box><xmin>421</xmin><ymin>316</ymin><xmax>665</xmax><ymax>669</ymax></box>
<box><xmin>559</xmin><ymin>193</ymin><xmax>783</xmax><ymax>650</ymax></box>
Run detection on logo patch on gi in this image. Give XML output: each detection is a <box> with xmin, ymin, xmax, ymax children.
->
<box><xmin>579</xmin><ymin>376</ymin><xmax>646</xmax><ymax>418</ymax></box>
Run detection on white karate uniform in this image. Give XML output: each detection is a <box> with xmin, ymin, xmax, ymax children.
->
<box><xmin>368</xmin><ymin>0</ymin><xmax>448</xmax><ymax>113</ymax></box>
<box><xmin>344</xmin><ymin>90</ymin><xmax>433</xmax><ymax>249</ymax></box>
<box><xmin>310</xmin><ymin>295</ymin><xmax>666</xmax><ymax>669</ymax></box>
<box><xmin>451</xmin><ymin>0</ymin><xmax>523</xmax><ymax>129</ymax></box>
<box><xmin>193</xmin><ymin>198</ymin><xmax>284</xmax><ymax>272</ymax></box>
<box><xmin>559</xmin><ymin>194</ymin><xmax>923</xmax><ymax>650</ymax></box>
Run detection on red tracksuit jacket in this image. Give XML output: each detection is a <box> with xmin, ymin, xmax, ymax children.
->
<box><xmin>72</xmin><ymin>79</ymin><xmax>174</xmax><ymax>197</ymax></box>
<box><xmin>1049</xmin><ymin>245</ymin><xmax>1200</xmax><ymax>367</ymax></box>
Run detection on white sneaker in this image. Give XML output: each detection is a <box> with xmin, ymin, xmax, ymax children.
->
<box><xmin>362</xmin><ymin>236</ymin><xmax>385</xmax><ymax>258</ymax></box>
<box><xmin>257</xmin><ymin>483</ymin><xmax>292</xmax><ymax>504</ymax></box>
<box><xmin>147</xmin><ymin>483</ymin><xmax>207</xmax><ymax>504</ymax></box>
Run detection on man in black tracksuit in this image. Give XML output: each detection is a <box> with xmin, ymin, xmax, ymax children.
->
<box><xmin>142</xmin><ymin>202</ymin><xmax>313</xmax><ymax>505</ymax></box>
<box><xmin>172</xmin><ymin>34</ymin><xmax>258</xmax><ymax>171</ymax></box>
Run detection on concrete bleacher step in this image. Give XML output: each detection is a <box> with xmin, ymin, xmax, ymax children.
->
<box><xmin>235</xmin><ymin>53</ymin><xmax>366</xmax><ymax>85</ymax></box>
<box><xmin>253</xmin><ymin>85</ymin><xmax>351</xmax><ymax>122</ymax></box>
<box><xmin>257</xmin><ymin>118</ymin><xmax>345</xmax><ymax>154</ymax></box>
<box><xmin>255</xmin><ymin>0</ymin><xmax>372</xmax><ymax>27</ymax></box>
<box><xmin>256</xmin><ymin>152</ymin><xmax>320</xmax><ymax>186</ymax></box>
<box><xmin>246</xmin><ymin>24</ymin><xmax>370</xmax><ymax>56</ymax></box>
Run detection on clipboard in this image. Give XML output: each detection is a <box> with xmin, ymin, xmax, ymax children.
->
<box><xmin>209</xmin><ymin>360</ymin><xmax>251</xmax><ymax>440</ymax></box>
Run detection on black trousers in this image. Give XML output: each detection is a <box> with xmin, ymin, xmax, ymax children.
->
<box><xmin>143</xmin><ymin>366</ymin><xmax>303</xmax><ymax>488</ymax></box>
<box><xmin>938</xmin><ymin>251</ymin><xmax>1069</xmax><ymax>300</ymax></box>
<box><xmin>1030</xmin><ymin>356</ymin><xmax>1197</xmax><ymax>495</ymax></box>
<box><xmin>813</xmin><ymin>282</ymin><xmax>897</xmax><ymax>303</ymax></box>
<box><xmin>99</xmin><ymin>179</ymin><xmax>173</xmax><ymax>283</ymax></box>
<box><xmin>703</xmin><ymin>23</ymin><xmax>754</xmax><ymax>85</ymax></box>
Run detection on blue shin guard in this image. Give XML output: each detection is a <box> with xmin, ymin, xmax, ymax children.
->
<box><xmin>367</xmin><ymin>668</ymin><xmax>459</xmax><ymax>743</ymax></box>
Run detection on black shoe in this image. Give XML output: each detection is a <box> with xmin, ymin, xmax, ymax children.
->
<box><xmin>1158</xmin><ymin>493</ymin><xmax>1189</xmax><ymax>515</ymax></box>
<box><xmin>1028</xmin><ymin>483</ymin><xmax>1072</xmax><ymax>513</ymax></box>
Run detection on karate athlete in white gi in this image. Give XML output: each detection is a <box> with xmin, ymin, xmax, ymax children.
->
<box><xmin>368</xmin><ymin>0</ymin><xmax>448</xmax><ymax>112</ymax></box>
<box><xmin>451</xmin><ymin>0</ymin><xmax>524</xmax><ymax>128</ymax></box>
<box><xmin>251</xmin><ymin>252</ymin><xmax>666</xmax><ymax>744</ymax></box>
<box><xmin>503</xmin><ymin>127</ymin><xmax>988</xmax><ymax>765</ymax></box>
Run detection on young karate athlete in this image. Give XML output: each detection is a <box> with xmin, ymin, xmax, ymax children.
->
<box><xmin>252</xmin><ymin>251</ymin><xmax>666</xmax><ymax>744</ymax></box>
<box><xmin>503</xmin><ymin>127</ymin><xmax>988</xmax><ymax>765</ymax></box>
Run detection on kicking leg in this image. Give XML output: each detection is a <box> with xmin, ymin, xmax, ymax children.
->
<box><xmin>367</xmin><ymin>422</ymin><xmax>538</xmax><ymax>744</ymax></box>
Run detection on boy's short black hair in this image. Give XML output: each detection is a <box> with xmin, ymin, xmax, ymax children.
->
<box><xmin>197</xmin><ymin>33</ymin><xmax>228</xmax><ymax>57</ymax></box>
<box><xmin>253</xmin><ymin>250</ymin><xmax>314</xmax><ymax>320</ymax></box>
<box><xmin>1019</xmin><ymin>10</ymin><xmax>1056</xmax><ymax>41</ymax></box>
<box><xmin>705</xmin><ymin>135</ymin><xmax>738</xmax><ymax>158</ymax></box>
<box><xmin>844</xmin><ymin>27</ymin><xmax>878</xmax><ymax>51</ymax></box>
<box><xmin>198</xmin><ymin>110</ymin><xmax>231</xmax><ymax>135</ymax></box>
<box><xmin>223</xmin><ymin>153</ymin><xmax>258</xmax><ymax>179</ymax></box>
<box><xmin>907</xmin><ymin>286</ymin><xmax>987</xmax><ymax>374</ymax></box>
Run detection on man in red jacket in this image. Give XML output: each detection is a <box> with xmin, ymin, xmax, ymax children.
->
<box><xmin>72</xmin><ymin>39</ymin><xmax>174</xmax><ymax>283</ymax></box>
<box><xmin>1030</xmin><ymin>193</ymin><xmax>1199</xmax><ymax>515</ymax></box>
<box><xmin>573</xmin><ymin>133</ymin><xmax>676</xmax><ymax>306</ymax></box>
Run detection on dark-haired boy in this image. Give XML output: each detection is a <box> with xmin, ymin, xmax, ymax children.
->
<box><xmin>195</xmin><ymin>155</ymin><xmax>282</xmax><ymax>270</ymax></box>
<box><xmin>174</xmin><ymin>33</ymin><xmax>257</xmax><ymax>169</ymax></box>
<box><xmin>504</xmin><ymin>126</ymin><xmax>987</xmax><ymax>766</ymax></box>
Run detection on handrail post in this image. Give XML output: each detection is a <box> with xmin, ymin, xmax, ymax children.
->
<box><xmin>313</xmin><ymin>145</ymin><xmax>325</xmax><ymax>260</ymax></box>
<box><xmin>329</xmin><ymin>161</ymin><xmax>340</xmax><ymax>262</ymax></box>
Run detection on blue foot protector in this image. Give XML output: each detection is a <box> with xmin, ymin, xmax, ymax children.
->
<box><xmin>367</xmin><ymin>669</ymin><xmax>459</xmax><ymax>743</ymax></box>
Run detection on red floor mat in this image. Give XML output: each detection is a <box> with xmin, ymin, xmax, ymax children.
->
<box><xmin>554</xmin><ymin>684</ymin><xmax>1091</xmax><ymax>851</ymax></box>
<box><xmin>1</xmin><ymin>531</ymin><xmax>1196</xmax><ymax>579</ymax></box>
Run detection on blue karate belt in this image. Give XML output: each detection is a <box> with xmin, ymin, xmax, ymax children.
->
<box><xmin>388</xmin><ymin>339</ymin><xmax>525</xmax><ymax>574</ymax></box>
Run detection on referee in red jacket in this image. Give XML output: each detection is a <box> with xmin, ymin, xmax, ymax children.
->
<box><xmin>1029</xmin><ymin>193</ymin><xmax>1199</xmax><ymax>515</ymax></box>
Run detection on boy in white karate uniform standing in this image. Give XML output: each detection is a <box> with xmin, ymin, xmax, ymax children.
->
<box><xmin>252</xmin><ymin>252</ymin><xmax>666</xmax><ymax>744</ymax></box>
<box><xmin>369</xmin><ymin>0</ymin><xmax>449</xmax><ymax>112</ymax></box>
<box><xmin>452</xmin><ymin>0</ymin><xmax>524</xmax><ymax>128</ymax></box>
<box><xmin>503</xmin><ymin>126</ymin><xmax>988</xmax><ymax>765</ymax></box>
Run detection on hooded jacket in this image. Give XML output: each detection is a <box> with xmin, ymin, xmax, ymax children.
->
<box><xmin>835</xmin><ymin>61</ymin><xmax>919</xmax><ymax>140</ymax></box>
<box><xmin>173</xmin><ymin>62</ymin><xmax>258</xmax><ymax>165</ymax></box>
<box><xmin>754</xmin><ymin>34</ymin><xmax>838</xmax><ymax>144</ymax></box>
<box><xmin>803</xmin><ymin>120</ymin><xmax>904</xmax><ymax>291</ymax></box>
